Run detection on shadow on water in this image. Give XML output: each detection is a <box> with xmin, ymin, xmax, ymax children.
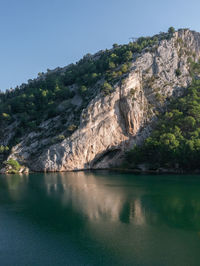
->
<box><xmin>1</xmin><ymin>171</ymin><xmax>200</xmax><ymax>265</ymax></box>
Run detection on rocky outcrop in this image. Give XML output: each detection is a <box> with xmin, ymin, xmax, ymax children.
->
<box><xmin>6</xmin><ymin>29</ymin><xmax>200</xmax><ymax>172</ymax></box>
<box><xmin>0</xmin><ymin>163</ymin><xmax>29</xmax><ymax>174</ymax></box>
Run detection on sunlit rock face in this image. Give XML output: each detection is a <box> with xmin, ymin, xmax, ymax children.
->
<box><xmin>8</xmin><ymin>29</ymin><xmax>200</xmax><ymax>172</ymax></box>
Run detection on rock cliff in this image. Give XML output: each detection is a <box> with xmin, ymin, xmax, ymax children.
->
<box><xmin>2</xmin><ymin>29</ymin><xmax>200</xmax><ymax>172</ymax></box>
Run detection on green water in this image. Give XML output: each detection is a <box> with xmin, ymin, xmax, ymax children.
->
<box><xmin>0</xmin><ymin>171</ymin><xmax>200</xmax><ymax>266</ymax></box>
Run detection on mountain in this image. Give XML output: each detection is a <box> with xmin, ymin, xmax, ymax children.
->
<box><xmin>1</xmin><ymin>28</ymin><xmax>200</xmax><ymax>173</ymax></box>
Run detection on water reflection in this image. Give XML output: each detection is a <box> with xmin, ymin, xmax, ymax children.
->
<box><xmin>1</xmin><ymin>173</ymin><xmax>200</xmax><ymax>265</ymax></box>
<box><xmin>2</xmin><ymin>172</ymin><xmax>200</xmax><ymax>231</ymax></box>
<box><xmin>2</xmin><ymin>174</ymin><xmax>28</xmax><ymax>201</ymax></box>
<box><xmin>42</xmin><ymin>172</ymin><xmax>200</xmax><ymax>231</ymax></box>
<box><xmin>44</xmin><ymin>172</ymin><xmax>127</xmax><ymax>221</ymax></box>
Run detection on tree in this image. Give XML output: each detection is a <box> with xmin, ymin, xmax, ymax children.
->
<box><xmin>123</xmin><ymin>51</ymin><xmax>133</xmax><ymax>61</ymax></box>
<box><xmin>121</xmin><ymin>64</ymin><xmax>128</xmax><ymax>73</ymax></box>
<box><xmin>108</xmin><ymin>61</ymin><xmax>116</xmax><ymax>69</ymax></box>
<box><xmin>168</xmin><ymin>27</ymin><xmax>175</xmax><ymax>35</ymax></box>
<box><xmin>79</xmin><ymin>85</ymin><xmax>88</xmax><ymax>95</ymax></box>
<box><xmin>112</xmin><ymin>43</ymin><xmax>118</xmax><ymax>49</ymax></box>
<box><xmin>101</xmin><ymin>82</ymin><xmax>113</xmax><ymax>95</ymax></box>
<box><xmin>159</xmin><ymin>133</ymin><xmax>179</xmax><ymax>151</ymax></box>
<box><xmin>2</xmin><ymin>113</ymin><xmax>10</xmax><ymax>120</ymax></box>
<box><xmin>0</xmin><ymin>146</ymin><xmax>9</xmax><ymax>154</ymax></box>
<box><xmin>182</xmin><ymin>116</ymin><xmax>196</xmax><ymax>131</ymax></box>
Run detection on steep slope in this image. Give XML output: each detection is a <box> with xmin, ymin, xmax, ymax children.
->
<box><xmin>1</xmin><ymin>28</ymin><xmax>200</xmax><ymax>172</ymax></box>
<box><xmin>126</xmin><ymin>63</ymin><xmax>200</xmax><ymax>171</ymax></box>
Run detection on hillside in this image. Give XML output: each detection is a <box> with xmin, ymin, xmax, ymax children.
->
<box><xmin>126</xmin><ymin>69</ymin><xmax>200</xmax><ymax>171</ymax></box>
<box><xmin>1</xmin><ymin>27</ymin><xmax>200</xmax><ymax>173</ymax></box>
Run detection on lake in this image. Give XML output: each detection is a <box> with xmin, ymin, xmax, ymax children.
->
<box><xmin>0</xmin><ymin>171</ymin><xmax>200</xmax><ymax>265</ymax></box>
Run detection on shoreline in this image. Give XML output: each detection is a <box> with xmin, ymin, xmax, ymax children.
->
<box><xmin>1</xmin><ymin>167</ymin><xmax>200</xmax><ymax>175</ymax></box>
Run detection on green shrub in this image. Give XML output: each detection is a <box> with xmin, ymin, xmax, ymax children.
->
<box><xmin>175</xmin><ymin>68</ymin><xmax>181</xmax><ymax>76</ymax></box>
<box><xmin>56</xmin><ymin>134</ymin><xmax>65</xmax><ymax>141</ymax></box>
<box><xmin>108</xmin><ymin>61</ymin><xmax>116</xmax><ymax>69</ymax></box>
<box><xmin>0</xmin><ymin>145</ymin><xmax>9</xmax><ymax>154</ymax></box>
<box><xmin>79</xmin><ymin>85</ymin><xmax>88</xmax><ymax>95</ymax></box>
<box><xmin>67</xmin><ymin>124</ymin><xmax>77</xmax><ymax>132</ymax></box>
<box><xmin>51</xmin><ymin>134</ymin><xmax>66</xmax><ymax>144</ymax></box>
<box><xmin>123</xmin><ymin>51</ymin><xmax>133</xmax><ymax>61</ymax></box>
<box><xmin>2</xmin><ymin>113</ymin><xmax>11</xmax><ymax>120</ymax></box>
<box><xmin>130</xmin><ymin>88</ymin><xmax>136</xmax><ymax>97</ymax></box>
<box><xmin>5</xmin><ymin>159</ymin><xmax>21</xmax><ymax>171</ymax></box>
<box><xmin>101</xmin><ymin>82</ymin><xmax>113</xmax><ymax>95</ymax></box>
<box><xmin>168</xmin><ymin>27</ymin><xmax>175</xmax><ymax>35</ymax></box>
<box><xmin>121</xmin><ymin>64</ymin><xmax>128</xmax><ymax>73</ymax></box>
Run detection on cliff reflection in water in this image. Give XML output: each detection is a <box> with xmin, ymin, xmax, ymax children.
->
<box><xmin>42</xmin><ymin>172</ymin><xmax>200</xmax><ymax>230</ymax></box>
<box><xmin>2</xmin><ymin>173</ymin><xmax>200</xmax><ymax>266</ymax></box>
<box><xmin>3</xmin><ymin>172</ymin><xmax>200</xmax><ymax>231</ymax></box>
<box><xmin>44</xmin><ymin>171</ymin><xmax>145</xmax><ymax>224</ymax></box>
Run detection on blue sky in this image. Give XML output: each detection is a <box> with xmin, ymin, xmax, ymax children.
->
<box><xmin>0</xmin><ymin>0</ymin><xmax>200</xmax><ymax>91</ymax></box>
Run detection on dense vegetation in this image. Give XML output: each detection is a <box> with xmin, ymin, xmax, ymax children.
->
<box><xmin>0</xmin><ymin>29</ymin><xmax>173</xmax><ymax>147</ymax></box>
<box><xmin>126</xmin><ymin>61</ymin><xmax>200</xmax><ymax>170</ymax></box>
<box><xmin>3</xmin><ymin>159</ymin><xmax>22</xmax><ymax>174</ymax></box>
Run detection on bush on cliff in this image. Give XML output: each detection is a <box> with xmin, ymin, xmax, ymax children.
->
<box><xmin>4</xmin><ymin>159</ymin><xmax>21</xmax><ymax>174</ymax></box>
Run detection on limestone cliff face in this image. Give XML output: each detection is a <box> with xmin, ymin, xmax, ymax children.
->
<box><xmin>37</xmin><ymin>71</ymin><xmax>145</xmax><ymax>171</ymax></box>
<box><xmin>7</xmin><ymin>29</ymin><xmax>200</xmax><ymax>171</ymax></box>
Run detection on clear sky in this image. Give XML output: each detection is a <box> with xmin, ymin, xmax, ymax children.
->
<box><xmin>0</xmin><ymin>0</ymin><xmax>200</xmax><ymax>91</ymax></box>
